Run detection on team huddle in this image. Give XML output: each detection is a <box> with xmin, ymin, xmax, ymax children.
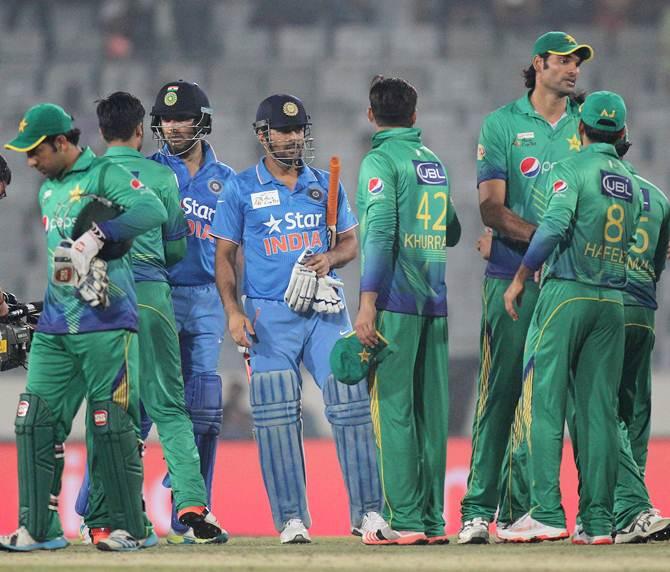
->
<box><xmin>0</xmin><ymin>28</ymin><xmax>667</xmax><ymax>552</ymax></box>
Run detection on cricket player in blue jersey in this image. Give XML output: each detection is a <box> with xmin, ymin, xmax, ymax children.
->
<box><xmin>149</xmin><ymin>80</ymin><xmax>236</xmax><ymax>543</ymax></box>
<box><xmin>212</xmin><ymin>94</ymin><xmax>384</xmax><ymax>544</ymax></box>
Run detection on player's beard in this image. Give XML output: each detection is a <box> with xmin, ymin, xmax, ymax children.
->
<box><xmin>268</xmin><ymin>140</ymin><xmax>305</xmax><ymax>169</ymax></box>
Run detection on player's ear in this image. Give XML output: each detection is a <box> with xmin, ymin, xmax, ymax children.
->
<box><xmin>410</xmin><ymin>111</ymin><xmax>417</xmax><ymax>126</ymax></box>
<box><xmin>532</xmin><ymin>55</ymin><xmax>544</xmax><ymax>73</ymax></box>
<box><xmin>136</xmin><ymin>123</ymin><xmax>144</xmax><ymax>140</ymax></box>
<box><xmin>367</xmin><ymin>107</ymin><xmax>375</xmax><ymax>124</ymax></box>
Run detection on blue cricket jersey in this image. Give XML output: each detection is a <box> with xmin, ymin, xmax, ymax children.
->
<box><xmin>211</xmin><ymin>158</ymin><xmax>358</xmax><ymax>301</ymax></box>
<box><xmin>150</xmin><ymin>142</ymin><xmax>236</xmax><ymax>286</ymax></box>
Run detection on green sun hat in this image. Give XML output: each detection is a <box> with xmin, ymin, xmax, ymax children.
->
<box><xmin>580</xmin><ymin>91</ymin><xmax>626</xmax><ymax>132</ymax></box>
<box><xmin>330</xmin><ymin>331</ymin><xmax>397</xmax><ymax>385</ymax></box>
<box><xmin>532</xmin><ymin>31</ymin><xmax>594</xmax><ymax>62</ymax></box>
<box><xmin>5</xmin><ymin>103</ymin><xmax>74</xmax><ymax>152</ymax></box>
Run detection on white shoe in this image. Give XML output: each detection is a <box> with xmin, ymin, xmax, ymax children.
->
<box><xmin>572</xmin><ymin>524</ymin><xmax>613</xmax><ymax>545</ymax></box>
<box><xmin>177</xmin><ymin>507</ymin><xmax>228</xmax><ymax>542</ymax></box>
<box><xmin>495</xmin><ymin>513</ymin><xmax>568</xmax><ymax>543</ymax></box>
<box><xmin>616</xmin><ymin>509</ymin><xmax>670</xmax><ymax>544</ymax></box>
<box><xmin>79</xmin><ymin>518</ymin><xmax>92</xmax><ymax>545</ymax></box>
<box><xmin>95</xmin><ymin>529</ymin><xmax>140</xmax><ymax>552</ymax></box>
<box><xmin>280</xmin><ymin>519</ymin><xmax>311</xmax><ymax>544</ymax></box>
<box><xmin>0</xmin><ymin>526</ymin><xmax>68</xmax><ymax>552</ymax></box>
<box><xmin>352</xmin><ymin>512</ymin><xmax>387</xmax><ymax>536</ymax></box>
<box><xmin>167</xmin><ymin>526</ymin><xmax>229</xmax><ymax>545</ymax></box>
<box><xmin>457</xmin><ymin>518</ymin><xmax>490</xmax><ymax>544</ymax></box>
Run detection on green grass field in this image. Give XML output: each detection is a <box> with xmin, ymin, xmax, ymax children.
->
<box><xmin>1</xmin><ymin>537</ymin><xmax>670</xmax><ymax>572</ymax></box>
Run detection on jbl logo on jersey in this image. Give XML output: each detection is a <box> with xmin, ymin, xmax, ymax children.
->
<box><xmin>413</xmin><ymin>161</ymin><xmax>447</xmax><ymax>186</ymax></box>
<box><xmin>600</xmin><ymin>170</ymin><xmax>632</xmax><ymax>202</ymax></box>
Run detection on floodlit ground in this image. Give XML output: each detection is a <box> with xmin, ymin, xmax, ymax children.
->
<box><xmin>1</xmin><ymin>537</ymin><xmax>670</xmax><ymax>572</ymax></box>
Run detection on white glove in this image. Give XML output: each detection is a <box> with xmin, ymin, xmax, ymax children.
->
<box><xmin>77</xmin><ymin>258</ymin><xmax>110</xmax><ymax>308</ymax></box>
<box><xmin>284</xmin><ymin>249</ymin><xmax>318</xmax><ymax>313</ymax></box>
<box><xmin>70</xmin><ymin>223</ymin><xmax>105</xmax><ymax>280</ymax></box>
<box><xmin>312</xmin><ymin>275</ymin><xmax>344</xmax><ymax>314</ymax></box>
<box><xmin>53</xmin><ymin>240</ymin><xmax>78</xmax><ymax>286</ymax></box>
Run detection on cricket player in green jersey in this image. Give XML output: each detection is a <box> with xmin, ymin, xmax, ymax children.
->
<box><xmin>502</xmin><ymin>91</ymin><xmax>641</xmax><ymax>545</ymax></box>
<box><xmin>74</xmin><ymin>92</ymin><xmax>228</xmax><ymax>545</ymax></box>
<box><xmin>459</xmin><ymin>31</ymin><xmax>593</xmax><ymax>544</ymax></box>
<box><xmin>568</xmin><ymin>133</ymin><xmax>670</xmax><ymax>544</ymax></box>
<box><xmin>354</xmin><ymin>76</ymin><xmax>461</xmax><ymax>546</ymax></box>
<box><xmin>0</xmin><ymin>103</ymin><xmax>168</xmax><ymax>552</ymax></box>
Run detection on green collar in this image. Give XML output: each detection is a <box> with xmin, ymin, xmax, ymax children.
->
<box><xmin>515</xmin><ymin>92</ymin><xmax>580</xmax><ymax>120</ymax></box>
<box><xmin>57</xmin><ymin>147</ymin><xmax>96</xmax><ymax>180</ymax></box>
<box><xmin>103</xmin><ymin>145</ymin><xmax>144</xmax><ymax>159</ymax></box>
<box><xmin>583</xmin><ymin>142</ymin><xmax>619</xmax><ymax>158</ymax></box>
<box><xmin>371</xmin><ymin>127</ymin><xmax>422</xmax><ymax>148</ymax></box>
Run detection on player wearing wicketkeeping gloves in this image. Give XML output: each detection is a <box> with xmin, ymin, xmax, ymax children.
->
<box><xmin>461</xmin><ymin>31</ymin><xmax>593</xmax><ymax>544</ymax></box>
<box><xmin>354</xmin><ymin>77</ymin><xmax>461</xmax><ymax>546</ymax></box>
<box><xmin>213</xmin><ymin>93</ymin><xmax>383</xmax><ymax>544</ymax></box>
<box><xmin>502</xmin><ymin>92</ymin><xmax>641</xmax><ymax>545</ymax></box>
<box><xmin>0</xmin><ymin>103</ymin><xmax>167</xmax><ymax>552</ymax></box>
<box><xmin>149</xmin><ymin>80</ymin><xmax>236</xmax><ymax>542</ymax></box>
<box><xmin>566</xmin><ymin>130</ymin><xmax>670</xmax><ymax>544</ymax></box>
<box><xmin>74</xmin><ymin>92</ymin><xmax>228</xmax><ymax>546</ymax></box>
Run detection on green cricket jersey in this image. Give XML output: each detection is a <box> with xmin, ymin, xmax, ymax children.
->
<box><xmin>623</xmin><ymin>164</ymin><xmax>670</xmax><ymax>309</ymax></box>
<box><xmin>523</xmin><ymin>143</ymin><xmax>642</xmax><ymax>289</ymax></box>
<box><xmin>357</xmin><ymin>127</ymin><xmax>459</xmax><ymax>316</ymax></box>
<box><xmin>477</xmin><ymin>93</ymin><xmax>582</xmax><ymax>278</ymax></box>
<box><xmin>103</xmin><ymin>147</ymin><xmax>186</xmax><ymax>283</ymax></box>
<box><xmin>38</xmin><ymin>147</ymin><xmax>167</xmax><ymax>335</ymax></box>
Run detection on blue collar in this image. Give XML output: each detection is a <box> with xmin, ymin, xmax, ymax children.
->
<box><xmin>255</xmin><ymin>157</ymin><xmax>317</xmax><ymax>189</ymax></box>
<box><xmin>161</xmin><ymin>141</ymin><xmax>218</xmax><ymax>172</ymax></box>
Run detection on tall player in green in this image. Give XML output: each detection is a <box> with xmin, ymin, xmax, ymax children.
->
<box><xmin>75</xmin><ymin>92</ymin><xmax>228</xmax><ymax>545</ymax></box>
<box><xmin>502</xmin><ymin>91</ymin><xmax>641</xmax><ymax>544</ymax></box>
<box><xmin>355</xmin><ymin>76</ymin><xmax>460</xmax><ymax>545</ymax></box>
<box><xmin>0</xmin><ymin>103</ymin><xmax>167</xmax><ymax>552</ymax></box>
<box><xmin>459</xmin><ymin>31</ymin><xmax>593</xmax><ymax>544</ymax></box>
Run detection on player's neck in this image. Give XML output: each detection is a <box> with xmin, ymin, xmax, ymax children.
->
<box><xmin>182</xmin><ymin>141</ymin><xmax>205</xmax><ymax>178</ymax></box>
<box><xmin>530</xmin><ymin>87</ymin><xmax>568</xmax><ymax>125</ymax></box>
<box><xmin>264</xmin><ymin>156</ymin><xmax>299</xmax><ymax>190</ymax></box>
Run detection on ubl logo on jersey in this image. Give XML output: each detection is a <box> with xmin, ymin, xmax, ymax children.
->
<box><xmin>262</xmin><ymin>211</ymin><xmax>323</xmax><ymax>256</ymax></box>
<box><xmin>182</xmin><ymin>197</ymin><xmax>215</xmax><ymax>242</ymax></box>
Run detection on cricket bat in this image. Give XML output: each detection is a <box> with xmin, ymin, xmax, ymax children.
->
<box><xmin>326</xmin><ymin>156</ymin><xmax>340</xmax><ymax>249</ymax></box>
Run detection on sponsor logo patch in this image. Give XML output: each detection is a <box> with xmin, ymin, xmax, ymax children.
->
<box><xmin>520</xmin><ymin>157</ymin><xmax>541</xmax><ymax>178</ymax></box>
<box><xmin>208</xmin><ymin>179</ymin><xmax>223</xmax><ymax>194</ymax></box>
<box><xmin>600</xmin><ymin>170</ymin><xmax>633</xmax><ymax>202</ymax></box>
<box><xmin>517</xmin><ymin>132</ymin><xmax>535</xmax><ymax>140</ymax></box>
<box><xmin>93</xmin><ymin>410</ymin><xmax>108</xmax><ymax>426</ymax></box>
<box><xmin>130</xmin><ymin>178</ymin><xmax>143</xmax><ymax>190</ymax></box>
<box><xmin>17</xmin><ymin>401</ymin><xmax>29</xmax><ymax>417</ymax></box>
<box><xmin>477</xmin><ymin>144</ymin><xmax>486</xmax><ymax>160</ymax></box>
<box><xmin>368</xmin><ymin>178</ymin><xmax>384</xmax><ymax>195</ymax></box>
<box><xmin>413</xmin><ymin>161</ymin><xmax>447</xmax><ymax>186</ymax></box>
<box><xmin>553</xmin><ymin>179</ymin><xmax>568</xmax><ymax>193</ymax></box>
<box><xmin>251</xmin><ymin>190</ymin><xmax>281</xmax><ymax>209</ymax></box>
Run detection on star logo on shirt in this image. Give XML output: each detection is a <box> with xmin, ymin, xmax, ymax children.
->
<box><xmin>358</xmin><ymin>348</ymin><xmax>371</xmax><ymax>364</ymax></box>
<box><xmin>263</xmin><ymin>214</ymin><xmax>283</xmax><ymax>234</ymax></box>
<box><xmin>567</xmin><ymin>134</ymin><xmax>581</xmax><ymax>152</ymax></box>
<box><xmin>69</xmin><ymin>184</ymin><xmax>85</xmax><ymax>202</ymax></box>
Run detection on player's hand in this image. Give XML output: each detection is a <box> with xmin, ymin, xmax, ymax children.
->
<box><xmin>285</xmin><ymin>250</ymin><xmax>318</xmax><ymax>312</ymax></box>
<box><xmin>312</xmin><ymin>275</ymin><xmax>344</xmax><ymax>313</ymax></box>
<box><xmin>77</xmin><ymin>258</ymin><xmax>110</xmax><ymax>308</ymax></box>
<box><xmin>229</xmin><ymin>309</ymin><xmax>255</xmax><ymax>348</ymax></box>
<box><xmin>70</xmin><ymin>224</ymin><xmax>105</xmax><ymax>281</ymax></box>
<box><xmin>303</xmin><ymin>252</ymin><xmax>332</xmax><ymax>277</ymax></box>
<box><xmin>504</xmin><ymin>277</ymin><xmax>525</xmax><ymax>321</ymax></box>
<box><xmin>355</xmin><ymin>301</ymin><xmax>378</xmax><ymax>347</ymax></box>
<box><xmin>476</xmin><ymin>228</ymin><xmax>492</xmax><ymax>260</ymax></box>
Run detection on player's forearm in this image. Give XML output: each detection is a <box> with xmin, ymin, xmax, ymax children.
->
<box><xmin>513</xmin><ymin>263</ymin><xmax>533</xmax><ymax>284</ymax></box>
<box><xmin>327</xmin><ymin>230</ymin><xmax>358</xmax><ymax>269</ymax></box>
<box><xmin>360</xmin><ymin>236</ymin><xmax>394</xmax><ymax>293</ymax></box>
<box><xmin>98</xmin><ymin>191</ymin><xmax>168</xmax><ymax>241</ymax></box>
<box><xmin>215</xmin><ymin>241</ymin><xmax>242</xmax><ymax>316</ymax></box>
<box><xmin>479</xmin><ymin>200</ymin><xmax>536</xmax><ymax>243</ymax></box>
<box><xmin>446</xmin><ymin>212</ymin><xmax>461</xmax><ymax>247</ymax></box>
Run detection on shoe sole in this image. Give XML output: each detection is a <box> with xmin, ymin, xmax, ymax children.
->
<box><xmin>96</xmin><ymin>542</ymin><xmax>139</xmax><ymax>552</ymax></box>
<box><xmin>362</xmin><ymin>533</ymin><xmax>428</xmax><ymax>546</ymax></box>
<box><xmin>427</xmin><ymin>536</ymin><xmax>450</xmax><ymax>545</ymax></box>
<box><xmin>457</xmin><ymin>536</ymin><xmax>488</xmax><ymax>545</ymax></box>
<box><xmin>178</xmin><ymin>512</ymin><xmax>225</xmax><ymax>541</ymax></box>
<box><xmin>0</xmin><ymin>537</ymin><xmax>69</xmax><ymax>552</ymax></box>
<box><xmin>499</xmin><ymin>531</ymin><xmax>569</xmax><ymax>543</ymax></box>
<box><xmin>281</xmin><ymin>534</ymin><xmax>311</xmax><ymax>544</ymax></box>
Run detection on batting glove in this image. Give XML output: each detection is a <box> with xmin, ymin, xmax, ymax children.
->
<box><xmin>284</xmin><ymin>249</ymin><xmax>318</xmax><ymax>313</ymax></box>
<box><xmin>77</xmin><ymin>258</ymin><xmax>110</xmax><ymax>308</ymax></box>
<box><xmin>70</xmin><ymin>223</ymin><xmax>105</xmax><ymax>281</ymax></box>
<box><xmin>312</xmin><ymin>275</ymin><xmax>344</xmax><ymax>314</ymax></box>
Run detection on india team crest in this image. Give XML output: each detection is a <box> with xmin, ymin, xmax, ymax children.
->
<box><xmin>553</xmin><ymin>179</ymin><xmax>568</xmax><ymax>193</ymax></box>
<box><xmin>368</xmin><ymin>177</ymin><xmax>384</xmax><ymax>195</ymax></box>
<box><xmin>208</xmin><ymin>179</ymin><xmax>223</xmax><ymax>194</ymax></box>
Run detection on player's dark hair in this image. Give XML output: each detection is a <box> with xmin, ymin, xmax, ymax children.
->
<box><xmin>369</xmin><ymin>75</ymin><xmax>417</xmax><ymax>127</ymax></box>
<box><xmin>97</xmin><ymin>92</ymin><xmax>146</xmax><ymax>142</ymax></box>
<box><xmin>523</xmin><ymin>53</ymin><xmax>550</xmax><ymax>89</ymax></box>
<box><xmin>43</xmin><ymin>129</ymin><xmax>81</xmax><ymax>150</ymax></box>
<box><xmin>581</xmin><ymin>121</ymin><xmax>625</xmax><ymax>145</ymax></box>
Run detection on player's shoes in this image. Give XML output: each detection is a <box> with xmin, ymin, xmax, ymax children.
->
<box><xmin>571</xmin><ymin>524</ymin><xmax>613</xmax><ymax>545</ymax></box>
<box><xmin>352</xmin><ymin>511</ymin><xmax>387</xmax><ymax>537</ymax></box>
<box><xmin>0</xmin><ymin>526</ymin><xmax>69</xmax><ymax>552</ymax></box>
<box><xmin>495</xmin><ymin>513</ymin><xmax>568</xmax><ymax>543</ymax></box>
<box><xmin>280</xmin><ymin>519</ymin><xmax>311</xmax><ymax>544</ymax></box>
<box><xmin>177</xmin><ymin>506</ymin><xmax>228</xmax><ymax>542</ymax></box>
<box><xmin>95</xmin><ymin>529</ymin><xmax>157</xmax><ymax>552</ymax></box>
<box><xmin>615</xmin><ymin>509</ymin><xmax>670</xmax><ymax>544</ymax></box>
<box><xmin>426</xmin><ymin>532</ymin><xmax>450</xmax><ymax>545</ymax></box>
<box><xmin>167</xmin><ymin>526</ymin><xmax>229</xmax><ymax>545</ymax></box>
<box><xmin>79</xmin><ymin>519</ymin><xmax>91</xmax><ymax>545</ymax></box>
<box><xmin>362</xmin><ymin>525</ymin><xmax>428</xmax><ymax>545</ymax></box>
<box><xmin>649</xmin><ymin>508</ymin><xmax>670</xmax><ymax>541</ymax></box>
<box><xmin>457</xmin><ymin>518</ymin><xmax>489</xmax><ymax>544</ymax></box>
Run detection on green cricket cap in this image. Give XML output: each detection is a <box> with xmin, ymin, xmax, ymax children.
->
<box><xmin>532</xmin><ymin>31</ymin><xmax>593</xmax><ymax>62</ymax></box>
<box><xmin>5</xmin><ymin>103</ymin><xmax>74</xmax><ymax>152</ymax></box>
<box><xmin>580</xmin><ymin>91</ymin><xmax>626</xmax><ymax>132</ymax></box>
<box><xmin>330</xmin><ymin>331</ymin><xmax>397</xmax><ymax>385</ymax></box>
